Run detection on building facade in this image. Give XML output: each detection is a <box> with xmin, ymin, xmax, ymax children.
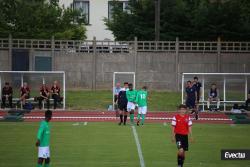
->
<box><xmin>59</xmin><ymin>0</ymin><xmax>128</xmax><ymax>40</ymax></box>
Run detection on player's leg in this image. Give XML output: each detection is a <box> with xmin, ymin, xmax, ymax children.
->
<box><xmin>37</xmin><ymin>158</ymin><xmax>44</xmax><ymax>167</ymax></box>
<box><xmin>207</xmin><ymin>98</ymin><xmax>211</xmax><ymax>110</ymax></box>
<box><xmin>38</xmin><ymin>97</ymin><xmax>43</xmax><ymax>109</ymax></box>
<box><xmin>137</xmin><ymin>107</ymin><xmax>141</xmax><ymax>126</ymax></box>
<box><xmin>141</xmin><ymin>106</ymin><xmax>147</xmax><ymax>125</ymax></box>
<box><xmin>216</xmin><ymin>98</ymin><xmax>220</xmax><ymax>110</ymax></box>
<box><xmin>130</xmin><ymin>109</ymin><xmax>135</xmax><ymax>124</ymax></box>
<box><xmin>118</xmin><ymin>105</ymin><xmax>123</xmax><ymax>125</ymax></box>
<box><xmin>177</xmin><ymin>148</ymin><xmax>185</xmax><ymax>167</ymax></box>
<box><xmin>123</xmin><ymin>110</ymin><xmax>128</xmax><ymax>125</ymax></box>
<box><xmin>8</xmin><ymin>95</ymin><xmax>12</xmax><ymax>108</ymax></box>
<box><xmin>44</xmin><ymin>158</ymin><xmax>50</xmax><ymax>167</ymax></box>
<box><xmin>1</xmin><ymin>96</ymin><xmax>6</xmax><ymax>108</ymax></box>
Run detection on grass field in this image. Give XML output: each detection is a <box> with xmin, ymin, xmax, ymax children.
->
<box><xmin>0</xmin><ymin>122</ymin><xmax>250</xmax><ymax>167</ymax></box>
<box><xmin>66</xmin><ymin>90</ymin><xmax>180</xmax><ymax>111</ymax></box>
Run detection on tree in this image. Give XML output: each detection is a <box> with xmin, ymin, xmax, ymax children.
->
<box><xmin>0</xmin><ymin>0</ymin><xmax>86</xmax><ymax>39</ymax></box>
<box><xmin>105</xmin><ymin>0</ymin><xmax>250</xmax><ymax>41</ymax></box>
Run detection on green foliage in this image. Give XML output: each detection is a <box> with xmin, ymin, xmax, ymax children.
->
<box><xmin>0</xmin><ymin>0</ymin><xmax>86</xmax><ymax>39</ymax></box>
<box><xmin>105</xmin><ymin>0</ymin><xmax>250</xmax><ymax>41</ymax></box>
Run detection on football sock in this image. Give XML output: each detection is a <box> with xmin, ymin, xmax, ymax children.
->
<box><xmin>124</xmin><ymin>115</ymin><xmax>127</xmax><ymax>124</ymax></box>
<box><xmin>137</xmin><ymin>114</ymin><xmax>141</xmax><ymax>121</ymax></box>
<box><xmin>177</xmin><ymin>155</ymin><xmax>184</xmax><ymax>166</ymax></box>
<box><xmin>37</xmin><ymin>164</ymin><xmax>42</xmax><ymax>167</ymax></box>
<box><xmin>120</xmin><ymin>114</ymin><xmax>123</xmax><ymax>123</ymax></box>
<box><xmin>44</xmin><ymin>164</ymin><xmax>50</xmax><ymax>167</ymax></box>
<box><xmin>141</xmin><ymin>114</ymin><xmax>145</xmax><ymax>125</ymax></box>
<box><xmin>130</xmin><ymin>114</ymin><xmax>134</xmax><ymax>124</ymax></box>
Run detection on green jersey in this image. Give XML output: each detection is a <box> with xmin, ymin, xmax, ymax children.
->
<box><xmin>126</xmin><ymin>89</ymin><xmax>137</xmax><ymax>102</ymax></box>
<box><xmin>37</xmin><ymin>120</ymin><xmax>50</xmax><ymax>147</ymax></box>
<box><xmin>136</xmin><ymin>90</ymin><xmax>148</xmax><ymax>107</ymax></box>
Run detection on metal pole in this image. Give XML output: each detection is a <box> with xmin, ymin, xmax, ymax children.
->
<box><xmin>245</xmin><ymin>76</ymin><xmax>248</xmax><ymax>100</ymax></box>
<box><xmin>112</xmin><ymin>72</ymin><xmax>115</xmax><ymax>111</ymax></box>
<box><xmin>202</xmin><ymin>76</ymin><xmax>205</xmax><ymax>111</ymax></box>
<box><xmin>155</xmin><ymin>0</ymin><xmax>160</xmax><ymax>41</ymax></box>
<box><xmin>181</xmin><ymin>74</ymin><xmax>184</xmax><ymax>104</ymax></box>
<box><xmin>0</xmin><ymin>75</ymin><xmax>2</xmax><ymax>98</ymax></box>
<box><xmin>223</xmin><ymin>77</ymin><xmax>226</xmax><ymax>111</ymax></box>
<box><xmin>21</xmin><ymin>74</ymin><xmax>24</xmax><ymax>86</ymax></box>
<box><xmin>62</xmin><ymin>72</ymin><xmax>66</xmax><ymax>110</ymax></box>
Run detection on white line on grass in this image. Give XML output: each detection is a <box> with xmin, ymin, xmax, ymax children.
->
<box><xmin>131</xmin><ymin>126</ymin><xmax>145</xmax><ymax>167</ymax></box>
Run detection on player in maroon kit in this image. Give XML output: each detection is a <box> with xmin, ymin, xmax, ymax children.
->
<box><xmin>20</xmin><ymin>82</ymin><xmax>30</xmax><ymax>105</ymax></box>
<box><xmin>51</xmin><ymin>80</ymin><xmax>61</xmax><ymax>109</ymax></box>
<box><xmin>171</xmin><ymin>104</ymin><xmax>194</xmax><ymax>167</ymax></box>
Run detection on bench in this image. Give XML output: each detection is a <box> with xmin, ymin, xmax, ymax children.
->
<box><xmin>2</xmin><ymin>98</ymin><xmax>59</xmax><ymax>110</ymax></box>
<box><xmin>198</xmin><ymin>100</ymin><xmax>246</xmax><ymax>111</ymax></box>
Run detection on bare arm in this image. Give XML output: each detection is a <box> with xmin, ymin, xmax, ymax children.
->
<box><xmin>189</xmin><ymin>126</ymin><xmax>194</xmax><ymax>142</ymax></box>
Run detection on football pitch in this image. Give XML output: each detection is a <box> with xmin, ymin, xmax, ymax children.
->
<box><xmin>0</xmin><ymin>122</ymin><xmax>250</xmax><ymax>167</ymax></box>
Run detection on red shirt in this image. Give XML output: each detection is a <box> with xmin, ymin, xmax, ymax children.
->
<box><xmin>171</xmin><ymin>114</ymin><xmax>192</xmax><ymax>135</ymax></box>
<box><xmin>20</xmin><ymin>86</ymin><xmax>30</xmax><ymax>96</ymax></box>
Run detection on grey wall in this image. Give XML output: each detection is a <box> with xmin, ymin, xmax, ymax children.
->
<box><xmin>1</xmin><ymin>49</ymin><xmax>250</xmax><ymax>90</ymax></box>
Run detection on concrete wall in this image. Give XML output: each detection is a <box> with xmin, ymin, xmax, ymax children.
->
<box><xmin>1</xmin><ymin>49</ymin><xmax>250</xmax><ymax>90</ymax></box>
<box><xmin>0</xmin><ymin>50</ymin><xmax>10</xmax><ymax>71</ymax></box>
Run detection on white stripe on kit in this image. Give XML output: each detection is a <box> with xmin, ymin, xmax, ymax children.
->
<box><xmin>131</xmin><ymin>126</ymin><xmax>146</xmax><ymax>167</ymax></box>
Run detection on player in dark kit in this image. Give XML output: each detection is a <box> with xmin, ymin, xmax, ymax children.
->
<box><xmin>193</xmin><ymin>77</ymin><xmax>201</xmax><ymax>119</ymax></box>
<box><xmin>117</xmin><ymin>82</ymin><xmax>129</xmax><ymax>125</ymax></box>
<box><xmin>171</xmin><ymin>104</ymin><xmax>193</xmax><ymax>167</ymax></box>
<box><xmin>185</xmin><ymin>81</ymin><xmax>198</xmax><ymax>120</ymax></box>
<box><xmin>1</xmin><ymin>82</ymin><xmax>13</xmax><ymax>108</ymax></box>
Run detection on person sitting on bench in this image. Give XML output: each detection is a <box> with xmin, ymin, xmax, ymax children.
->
<box><xmin>1</xmin><ymin>82</ymin><xmax>13</xmax><ymax>108</ymax></box>
<box><xmin>20</xmin><ymin>82</ymin><xmax>30</xmax><ymax>105</ymax></box>
<box><xmin>207</xmin><ymin>83</ymin><xmax>220</xmax><ymax>111</ymax></box>
<box><xmin>38</xmin><ymin>84</ymin><xmax>50</xmax><ymax>109</ymax></box>
<box><xmin>51</xmin><ymin>80</ymin><xmax>61</xmax><ymax>109</ymax></box>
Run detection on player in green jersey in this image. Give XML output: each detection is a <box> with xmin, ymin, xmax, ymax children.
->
<box><xmin>136</xmin><ymin>86</ymin><xmax>148</xmax><ymax>126</ymax></box>
<box><xmin>126</xmin><ymin>83</ymin><xmax>137</xmax><ymax>125</ymax></box>
<box><xmin>36</xmin><ymin>110</ymin><xmax>52</xmax><ymax>167</ymax></box>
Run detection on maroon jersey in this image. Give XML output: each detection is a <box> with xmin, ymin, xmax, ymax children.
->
<box><xmin>40</xmin><ymin>86</ymin><xmax>49</xmax><ymax>97</ymax></box>
<box><xmin>51</xmin><ymin>85</ymin><xmax>60</xmax><ymax>95</ymax></box>
<box><xmin>171</xmin><ymin>114</ymin><xmax>192</xmax><ymax>135</ymax></box>
<box><xmin>2</xmin><ymin>86</ymin><xmax>13</xmax><ymax>95</ymax></box>
<box><xmin>20</xmin><ymin>86</ymin><xmax>30</xmax><ymax>96</ymax></box>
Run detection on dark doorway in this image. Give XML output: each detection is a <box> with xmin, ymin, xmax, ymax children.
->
<box><xmin>12</xmin><ymin>49</ymin><xmax>29</xmax><ymax>71</ymax></box>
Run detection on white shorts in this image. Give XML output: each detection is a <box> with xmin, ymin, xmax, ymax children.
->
<box><xmin>127</xmin><ymin>102</ymin><xmax>135</xmax><ymax>112</ymax></box>
<box><xmin>38</xmin><ymin>146</ymin><xmax>50</xmax><ymax>158</ymax></box>
<box><xmin>138</xmin><ymin>106</ymin><xmax>147</xmax><ymax>114</ymax></box>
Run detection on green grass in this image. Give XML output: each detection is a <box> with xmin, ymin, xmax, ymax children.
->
<box><xmin>0</xmin><ymin>122</ymin><xmax>250</xmax><ymax>167</ymax></box>
<box><xmin>66</xmin><ymin>90</ymin><xmax>180</xmax><ymax>111</ymax></box>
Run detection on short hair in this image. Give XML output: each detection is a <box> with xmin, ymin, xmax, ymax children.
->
<box><xmin>45</xmin><ymin>110</ymin><xmax>52</xmax><ymax>119</ymax></box>
<box><xmin>142</xmin><ymin>86</ymin><xmax>147</xmax><ymax>90</ymax></box>
<box><xmin>178</xmin><ymin>104</ymin><xmax>187</xmax><ymax>109</ymax></box>
<box><xmin>128</xmin><ymin>83</ymin><xmax>133</xmax><ymax>87</ymax></box>
<box><xmin>211</xmin><ymin>83</ymin><xmax>216</xmax><ymax>86</ymax></box>
<box><xmin>5</xmin><ymin>82</ymin><xmax>9</xmax><ymax>85</ymax></box>
<box><xmin>124</xmin><ymin>82</ymin><xmax>128</xmax><ymax>85</ymax></box>
<box><xmin>187</xmin><ymin>80</ymin><xmax>192</xmax><ymax>84</ymax></box>
<box><xmin>194</xmin><ymin>76</ymin><xmax>198</xmax><ymax>80</ymax></box>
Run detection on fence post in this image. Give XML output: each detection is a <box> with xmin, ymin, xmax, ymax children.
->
<box><xmin>217</xmin><ymin>37</ymin><xmax>221</xmax><ymax>72</ymax></box>
<box><xmin>8</xmin><ymin>34</ymin><xmax>12</xmax><ymax>70</ymax></box>
<box><xmin>134</xmin><ymin>36</ymin><xmax>138</xmax><ymax>88</ymax></box>
<box><xmin>92</xmin><ymin>37</ymin><xmax>97</xmax><ymax>91</ymax></box>
<box><xmin>51</xmin><ymin>36</ymin><xmax>55</xmax><ymax>70</ymax></box>
<box><xmin>175</xmin><ymin>37</ymin><xmax>180</xmax><ymax>91</ymax></box>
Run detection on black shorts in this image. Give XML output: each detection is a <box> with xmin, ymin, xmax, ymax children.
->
<box><xmin>118</xmin><ymin>103</ymin><xmax>127</xmax><ymax>112</ymax></box>
<box><xmin>175</xmin><ymin>134</ymin><xmax>189</xmax><ymax>151</ymax></box>
<box><xmin>186</xmin><ymin>98</ymin><xmax>195</xmax><ymax>109</ymax></box>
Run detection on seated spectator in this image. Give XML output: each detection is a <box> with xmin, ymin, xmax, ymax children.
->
<box><xmin>245</xmin><ymin>89</ymin><xmax>250</xmax><ymax>111</ymax></box>
<box><xmin>51</xmin><ymin>80</ymin><xmax>61</xmax><ymax>109</ymax></box>
<box><xmin>20</xmin><ymin>82</ymin><xmax>30</xmax><ymax>105</ymax></box>
<box><xmin>1</xmin><ymin>82</ymin><xmax>13</xmax><ymax>108</ymax></box>
<box><xmin>207</xmin><ymin>83</ymin><xmax>220</xmax><ymax>111</ymax></box>
<box><xmin>37</xmin><ymin>84</ymin><xmax>50</xmax><ymax>109</ymax></box>
<box><xmin>231</xmin><ymin>103</ymin><xmax>242</xmax><ymax>114</ymax></box>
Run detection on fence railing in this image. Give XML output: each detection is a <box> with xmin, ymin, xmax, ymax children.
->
<box><xmin>0</xmin><ymin>38</ymin><xmax>250</xmax><ymax>53</ymax></box>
